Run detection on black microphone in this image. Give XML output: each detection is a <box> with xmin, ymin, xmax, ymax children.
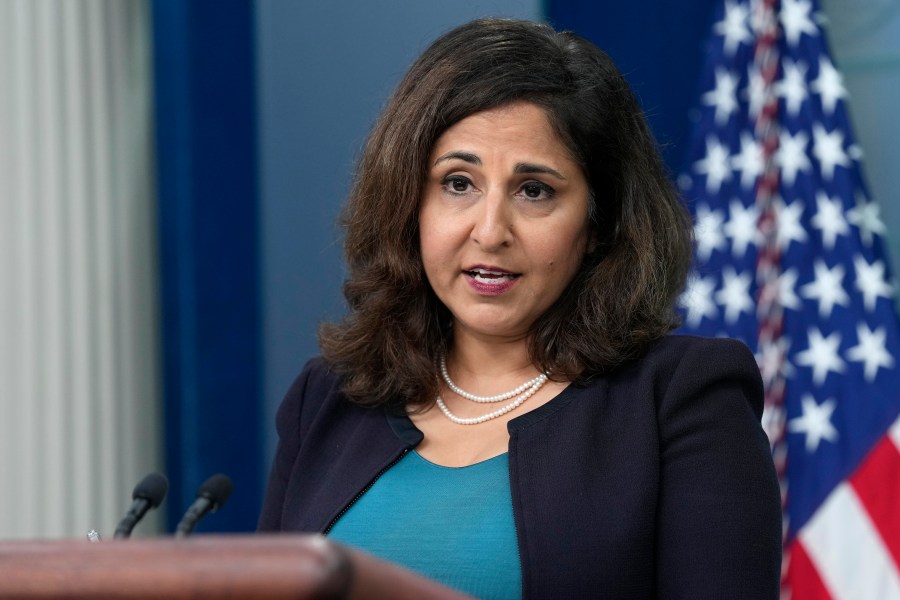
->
<box><xmin>174</xmin><ymin>473</ymin><xmax>233</xmax><ymax>537</ymax></box>
<box><xmin>113</xmin><ymin>472</ymin><xmax>169</xmax><ymax>539</ymax></box>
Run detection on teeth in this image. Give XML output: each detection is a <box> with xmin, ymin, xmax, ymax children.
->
<box><xmin>468</xmin><ymin>269</ymin><xmax>518</xmax><ymax>283</ymax></box>
<box><xmin>472</xmin><ymin>269</ymin><xmax>508</xmax><ymax>276</ymax></box>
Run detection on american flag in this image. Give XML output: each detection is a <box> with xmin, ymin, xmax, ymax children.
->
<box><xmin>676</xmin><ymin>0</ymin><xmax>900</xmax><ymax>597</ymax></box>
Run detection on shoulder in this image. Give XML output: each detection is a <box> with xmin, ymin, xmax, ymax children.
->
<box><xmin>622</xmin><ymin>335</ymin><xmax>763</xmax><ymax>419</ymax></box>
<box><xmin>653</xmin><ymin>335</ymin><xmax>763</xmax><ymax>419</ymax></box>
<box><xmin>275</xmin><ymin>356</ymin><xmax>345</xmax><ymax>440</ymax></box>
<box><xmin>282</xmin><ymin>356</ymin><xmax>343</xmax><ymax>410</ymax></box>
<box><xmin>642</xmin><ymin>334</ymin><xmax>757</xmax><ymax>372</ymax></box>
<box><xmin>285</xmin><ymin>356</ymin><xmax>342</xmax><ymax>399</ymax></box>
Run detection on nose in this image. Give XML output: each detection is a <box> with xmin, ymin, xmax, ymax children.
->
<box><xmin>470</xmin><ymin>191</ymin><xmax>513</xmax><ymax>251</ymax></box>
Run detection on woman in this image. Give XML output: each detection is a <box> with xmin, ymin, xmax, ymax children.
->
<box><xmin>259</xmin><ymin>18</ymin><xmax>781</xmax><ymax>599</ymax></box>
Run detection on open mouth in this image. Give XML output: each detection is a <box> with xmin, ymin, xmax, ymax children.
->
<box><xmin>464</xmin><ymin>267</ymin><xmax>521</xmax><ymax>284</ymax></box>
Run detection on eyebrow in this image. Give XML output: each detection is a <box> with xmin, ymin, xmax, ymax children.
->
<box><xmin>433</xmin><ymin>152</ymin><xmax>567</xmax><ymax>181</ymax></box>
<box><xmin>434</xmin><ymin>151</ymin><xmax>481</xmax><ymax>166</ymax></box>
<box><xmin>514</xmin><ymin>162</ymin><xmax>567</xmax><ymax>181</ymax></box>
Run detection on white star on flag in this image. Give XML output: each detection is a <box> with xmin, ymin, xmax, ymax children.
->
<box><xmin>812</xmin><ymin>123</ymin><xmax>850</xmax><ymax>180</ymax></box>
<box><xmin>847</xmin><ymin>323</ymin><xmax>895</xmax><ymax>382</ymax></box>
<box><xmin>775</xmin><ymin>197</ymin><xmax>808</xmax><ymax>250</ymax></box>
<box><xmin>853</xmin><ymin>255</ymin><xmax>893</xmax><ymax>311</ymax></box>
<box><xmin>777</xmin><ymin>59</ymin><xmax>809</xmax><ymax>117</ymax></box>
<box><xmin>716</xmin><ymin>267</ymin><xmax>754</xmax><ymax>323</ymax></box>
<box><xmin>731</xmin><ymin>132</ymin><xmax>764</xmax><ymax>190</ymax></box>
<box><xmin>776</xmin><ymin>130</ymin><xmax>812</xmax><ymax>186</ymax></box>
<box><xmin>789</xmin><ymin>394</ymin><xmax>838</xmax><ymax>452</ymax></box>
<box><xmin>703</xmin><ymin>68</ymin><xmax>740</xmax><ymax>125</ymax></box>
<box><xmin>811</xmin><ymin>192</ymin><xmax>849</xmax><ymax>250</ymax></box>
<box><xmin>694</xmin><ymin>136</ymin><xmax>733</xmax><ymax>193</ymax></box>
<box><xmin>776</xmin><ymin>268</ymin><xmax>802</xmax><ymax>311</ymax></box>
<box><xmin>847</xmin><ymin>197</ymin><xmax>887</xmax><ymax>247</ymax></box>
<box><xmin>795</xmin><ymin>327</ymin><xmax>846</xmax><ymax>385</ymax></box>
<box><xmin>724</xmin><ymin>199</ymin><xmax>760</xmax><ymax>256</ymax></box>
<box><xmin>800</xmin><ymin>260</ymin><xmax>850</xmax><ymax>318</ymax></box>
<box><xmin>811</xmin><ymin>56</ymin><xmax>847</xmax><ymax>115</ymax></box>
<box><xmin>780</xmin><ymin>0</ymin><xmax>819</xmax><ymax>47</ymax></box>
<box><xmin>694</xmin><ymin>203</ymin><xmax>727</xmax><ymax>261</ymax></box>
<box><xmin>679</xmin><ymin>275</ymin><xmax>719</xmax><ymax>327</ymax></box>
<box><xmin>714</xmin><ymin>0</ymin><xmax>753</xmax><ymax>55</ymax></box>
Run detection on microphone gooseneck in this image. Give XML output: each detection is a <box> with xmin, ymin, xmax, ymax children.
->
<box><xmin>113</xmin><ymin>472</ymin><xmax>169</xmax><ymax>539</ymax></box>
<box><xmin>174</xmin><ymin>473</ymin><xmax>234</xmax><ymax>537</ymax></box>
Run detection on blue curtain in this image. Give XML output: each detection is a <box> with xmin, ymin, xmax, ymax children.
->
<box><xmin>546</xmin><ymin>0</ymin><xmax>720</xmax><ymax>173</ymax></box>
<box><xmin>151</xmin><ymin>0</ymin><xmax>261</xmax><ymax>533</ymax></box>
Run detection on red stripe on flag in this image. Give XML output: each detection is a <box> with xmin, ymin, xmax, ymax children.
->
<box><xmin>785</xmin><ymin>541</ymin><xmax>834</xmax><ymax>600</ymax></box>
<box><xmin>850</xmin><ymin>434</ymin><xmax>900</xmax><ymax>569</ymax></box>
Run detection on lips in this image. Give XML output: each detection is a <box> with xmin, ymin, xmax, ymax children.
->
<box><xmin>464</xmin><ymin>266</ymin><xmax>521</xmax><ymax>283</ymax></box>
<box><xmin>462</xmin><ymin>265</ymin><xmax>522</xmax><ymax>296</ymax></box>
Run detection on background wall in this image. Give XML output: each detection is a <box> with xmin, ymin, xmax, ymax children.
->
<box><xmin>820</xmin><ymin>0</ymin><xmax>900</xmax><ymax>274</ymax></box>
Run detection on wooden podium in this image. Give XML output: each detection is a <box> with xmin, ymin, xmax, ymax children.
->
<box><xmin>0</xmin><ymin>534</ymin><xmax>472</xmax><ymax>599</ymax></box>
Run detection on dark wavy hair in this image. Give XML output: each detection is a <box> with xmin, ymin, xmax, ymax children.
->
<box><xmin>319</xmin><ymin>18</ymin><xmax>692</xmax><ymax>410</ymax></box>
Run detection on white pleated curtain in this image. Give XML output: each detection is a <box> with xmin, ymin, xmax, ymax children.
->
<box><xmin>0</xmin><ymin>0</ymin><xmax>162</xmax><ymax>538</ymax></box>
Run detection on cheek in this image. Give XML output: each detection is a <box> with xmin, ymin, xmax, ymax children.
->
<box><xmin>419</xmin><ymin>239</ymin><xmax>442</xmax><ymax>284</ymax></box>
<box><xmin>419</xmin><ymin>206</ymin><xmax>468</xmax><ymax>260</ymax></box>
<box><xmin>544</xmin><ymin>227</ymin><xmax>590</xmax><ymax>280</ymax></box>
<box><xmin>419</xmin><ymin>218</ymin><xmax>454</xmax><ymax>283</ymax></box>
<box><xmin>550</xmin><ymin>225</ymin><xmax>590</xmax><ymax>260</ymax></box>
<box><xmin>418</xmin><ymin>209</ymin><xmax>440</xmax><ymax>258</ymax></box>
<box><xmin>419</xmin><ymin>230</ymin><xmax>450</xmax><ymax>266</ymax></box>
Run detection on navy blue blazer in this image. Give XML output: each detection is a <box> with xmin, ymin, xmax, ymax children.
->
<box><xmin>259</xmin><ymin>335</ymin><xmax>782</xmax><ymax>599</ymax></box>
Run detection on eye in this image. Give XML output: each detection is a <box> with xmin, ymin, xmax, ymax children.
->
<box><xmin>518</xmin><ymin>181</ymin><xmax>556</xmax><ymax>201</ymax></box>
<box><xmin>441</xmin><ymin>175</ymin><xmax>474</xmax><ymax>195</ymax></box>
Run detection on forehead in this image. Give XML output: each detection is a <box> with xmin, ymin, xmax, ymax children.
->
<box><xmin>429</xmin><ymin>102</ymin><xmax>575</xmax><ymax>166</ymax></box>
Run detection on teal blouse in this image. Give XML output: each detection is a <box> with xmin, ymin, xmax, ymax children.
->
<box><xmin>328</xmin><ymin>450</ymin><xmax>521</xmax><ymax>599</ymax></box>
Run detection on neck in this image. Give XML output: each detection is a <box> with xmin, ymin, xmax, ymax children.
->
<box><xmin>445</xmin><ymin>329</ymin><xmax>539</xmax><ymax>385</ymax></box>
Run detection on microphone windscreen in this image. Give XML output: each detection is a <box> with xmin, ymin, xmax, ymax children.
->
<box><xmin>132</xmin><ymin>472</ymin><xmax>169</xmax><ymax>508</ymax></box>
<box><xmin>197</xmin><ymin>473</ymin><xmax>233</xmax><ymax>506</ymax></box>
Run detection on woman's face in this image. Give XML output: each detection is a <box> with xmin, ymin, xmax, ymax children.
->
<box><xmin>419</xmin><ymin>101</ymin><xmax>593</xmax><ymax>343</ymax></box>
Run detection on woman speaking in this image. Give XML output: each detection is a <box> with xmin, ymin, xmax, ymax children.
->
<box><xmin>258</xmin><ymin>18</ymin><xmax>782</xmax><ymax>599</ymax></box>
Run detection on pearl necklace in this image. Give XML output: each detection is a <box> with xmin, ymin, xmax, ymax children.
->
<box><xmin>436</xmin><ymin>355</ymin><xmax>549</xmax><ymax>425</ymax></box>
<box><xmin>440</xmin><ymin>355</ymin><xmax>546</xmax><ymax>403</ymax></box>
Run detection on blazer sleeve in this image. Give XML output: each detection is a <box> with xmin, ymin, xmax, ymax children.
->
<box><xmin>654</xmin><ymin>338</ymin><xmax>782</xmax><ymax>599</ymax></box>
<box><xmin>257</xmin><ymin>358</ymin><xmax>321</xmax><ymax>531</ymax></box>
